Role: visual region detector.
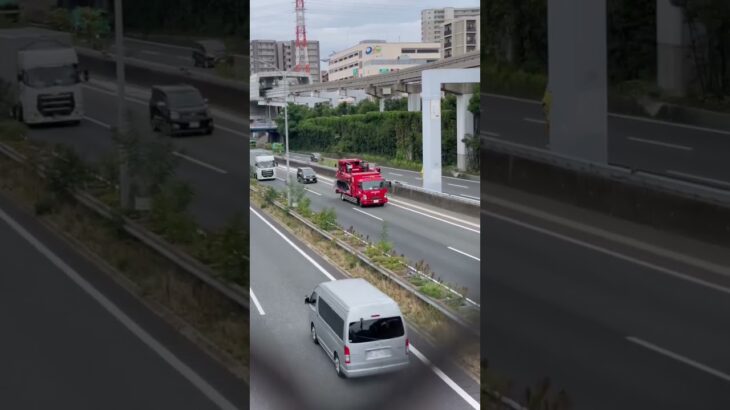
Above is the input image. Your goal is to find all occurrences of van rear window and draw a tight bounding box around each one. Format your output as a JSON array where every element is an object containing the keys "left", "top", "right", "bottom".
[{"left": 349, "top": 317, "right": 404, "bottom": 343}]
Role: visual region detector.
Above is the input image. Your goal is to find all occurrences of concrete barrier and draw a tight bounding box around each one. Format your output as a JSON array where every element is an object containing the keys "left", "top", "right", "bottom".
[
  {"left": 275, "top": 156, "right": 480, "bottom": 217},
  {"left": 482, "top": 143, "right": 730, "bottom": 247}
]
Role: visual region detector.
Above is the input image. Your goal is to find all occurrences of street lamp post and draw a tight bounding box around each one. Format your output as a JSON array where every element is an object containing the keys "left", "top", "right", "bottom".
[
  {"left": 252, "top": 58, "right": 292, "bottom": 207},
  {"left": 114, "top": 0, "right": 130, "bottom": 209}
]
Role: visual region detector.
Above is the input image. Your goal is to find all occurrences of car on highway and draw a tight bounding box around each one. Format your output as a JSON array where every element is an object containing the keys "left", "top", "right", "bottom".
[
  {"left": 296, "top": 167, "right": 317, "bottom": 184},
  {"left": 192, "top": 39, "right": 227, "bottom": 68},
  {"left": 149, "top": 85, "right": 214, "bottom": 136},
  {"left": 310, "top": 152, "right": 321, "bottom": 162},
  {"left": 305, "top": 278, "right": 409, "bottom": 378}
]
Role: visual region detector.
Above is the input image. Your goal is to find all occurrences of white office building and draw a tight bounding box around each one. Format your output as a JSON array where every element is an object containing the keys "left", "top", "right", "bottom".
[
  {"left": 327, "top": 40, "right": 440, "bottom": 82},
  {"left": 421, "top": 6, "right": 480, "bottom": 43}
]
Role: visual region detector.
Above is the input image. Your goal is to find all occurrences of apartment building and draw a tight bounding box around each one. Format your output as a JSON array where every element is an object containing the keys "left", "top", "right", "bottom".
[
  {"left": 421, "top": 6, "right": 480, "bottom": 43},
  {"left": 250, "top": 39, "right": 321, "bottom": 83},
  {"left": 442, "top": 16, "right": 480, "bottom": 58}
]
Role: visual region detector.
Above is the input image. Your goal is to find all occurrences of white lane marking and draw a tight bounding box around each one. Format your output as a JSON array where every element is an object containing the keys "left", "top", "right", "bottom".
[
  {"left": 524, "top": 117, "right": 547, "bottom": 124},
  {"left": 250, "top": 289, "right": 265, "bottom": 315},
  {"left": 482, "top": 209, "right": 730, "bottom": 296},
  {"left": 304, "top": 188, "right": 322, "bottom": 196},
  {"left": 83, "top": 115, "right": 112, "bottom": 129},
  {"left": 388, "top": 198, "right": 480, "bottom": 228},
  {"left": 483, "top": 93, "right": 541, "bottom": 105},
  {"left": 627, "top": 136, "right": 693, "bottom": 151},
  {"left": 486, "top": 92, "right": 730, "bottom": 135},
  {"left": 389, "top": 172, "right": 404, "bottom": 177},
  {"left": 612, "top": 113, "right": 730, "bottom": 136},
  {"left": 460, "top": 194, "right": 481, "bottom": 200},
  {"left": 173, "top": 152, "right": 227, "bottom": 174},
  {"left": 666, "top": 170, "right": 730, "bottom": 189},
  {"left": 352, "top": 208, "right": 383, "bottom": 221},
  {"left": 0, "top": 207, "right": 239, "bottom": 410},
  {"left": 447, "top": 183, "right": 469, "bottom": 189},
  {"left": 627, "top": 337, "right": 730, "bottom": 383},
  {"left": 483, "top": 194, "right": 730, "bottom": 279},
  {"left": 251, "top": 206, "right": 479, "bottom": 408},
  {"left": 388, "top": 198, "right": 480, "bottom": 233},
  {"left": 448, "top": 246, "right": 480, "bottom": 261},
  {"left": 216, "top": 124, "right": 247, "bottom": 138},
  {"left": 124, "top": 37, "right": 194, "bottom": 52},
  {"left": 250, "top": 207, "right": 335, "bottom": 281},
  {"left": 483, "top": 131, "right": 501, "bottom": 137},
  {"left": 410, "top": 347, "right": 480, "bottom": 409}
]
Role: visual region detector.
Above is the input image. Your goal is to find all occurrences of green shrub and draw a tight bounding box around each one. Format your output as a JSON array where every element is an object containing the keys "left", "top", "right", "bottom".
[
  {"left": 419, "top": 281, "right": 446, "bottom": 299},
  {"left": 313, "top": 207, "right": 337, "bottom": 231}
]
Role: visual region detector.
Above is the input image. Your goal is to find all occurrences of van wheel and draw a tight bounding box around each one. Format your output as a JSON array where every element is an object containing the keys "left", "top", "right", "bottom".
[
  {"left": 334, "top": 354, "right": 345, "bottom": 378},
  {"left": 311, "top": 324, "right": 319, "bottom": 345}
]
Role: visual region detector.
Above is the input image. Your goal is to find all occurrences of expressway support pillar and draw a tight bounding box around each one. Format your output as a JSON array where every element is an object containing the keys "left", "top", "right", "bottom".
[
  {"left": 407, "top": 93, "right": 421, "bottom": 112},
  {"left": 547, "top": 0, "right": 608, "bottom": 163},
  {"left": 421, "top": 69, "right": 479, "bottom": 192},
  {"left": 379, "top": 98, "right": 385, "bottom": 112},
  {"left": 456, "top": 93, "right": 474, "bottom": 172},
  {"left": 657, "top": 0, "right": 689, "bottom": 97}
]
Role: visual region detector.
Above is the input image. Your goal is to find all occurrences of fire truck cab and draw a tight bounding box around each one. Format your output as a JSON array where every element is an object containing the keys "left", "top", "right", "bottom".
[{"left": 335, "top": 159, "right": 388, "bottom": 207}]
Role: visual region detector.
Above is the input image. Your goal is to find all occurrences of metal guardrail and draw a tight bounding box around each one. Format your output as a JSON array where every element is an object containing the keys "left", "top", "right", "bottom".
[
  {"left": 0, "top": 141, "right": 250, "bottom": 311},
  {"left": 250, "top": 184, "right": 479, "bottom": 338},
  {"left": 482, "top": 134, "right": 730, "bottom": 207}
]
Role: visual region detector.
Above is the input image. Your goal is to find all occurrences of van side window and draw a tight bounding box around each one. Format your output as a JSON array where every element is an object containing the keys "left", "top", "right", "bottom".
[{"left": 318, "top": 299, "right": 344, "bottom": 340}]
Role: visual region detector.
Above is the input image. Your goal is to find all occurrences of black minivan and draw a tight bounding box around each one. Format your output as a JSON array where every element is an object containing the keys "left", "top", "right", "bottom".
[
  {"left": 149, "top": 85, "right": 214, "bottom": 136},
  {"left": 192, "top": 40, "right": 227, "bottom": 68}
]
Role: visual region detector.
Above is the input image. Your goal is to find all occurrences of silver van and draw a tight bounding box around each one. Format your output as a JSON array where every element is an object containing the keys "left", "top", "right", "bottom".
[{"left": 304, "top": 278, "right": 409, "bottom": 378}]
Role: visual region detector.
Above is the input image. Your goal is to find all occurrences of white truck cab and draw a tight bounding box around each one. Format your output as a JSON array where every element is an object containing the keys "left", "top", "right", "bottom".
[
  {"left": 0, "top": 28, "right": 85, "bottom": 125},
  {"left": 253, "top": 154, "right": 277, "bottom": 181}
]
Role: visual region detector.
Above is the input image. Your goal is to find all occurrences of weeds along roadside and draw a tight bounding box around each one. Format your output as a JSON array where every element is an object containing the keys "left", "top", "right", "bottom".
[{"left": 0, "top": 121, "right": 249, "bottom": 380}]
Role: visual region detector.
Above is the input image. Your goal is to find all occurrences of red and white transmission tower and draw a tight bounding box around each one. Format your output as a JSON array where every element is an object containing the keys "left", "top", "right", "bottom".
[{"left": 294, "top": 0, "right": 310, "bottom": 74}]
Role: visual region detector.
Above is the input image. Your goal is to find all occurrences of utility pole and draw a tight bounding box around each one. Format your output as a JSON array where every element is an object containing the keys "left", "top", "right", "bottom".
[
  {"left": 114, "top": 0, "right": 130, "bottom": 209},
  {"left": 284, "top": 71, "right": 291, "bottom": 207}
]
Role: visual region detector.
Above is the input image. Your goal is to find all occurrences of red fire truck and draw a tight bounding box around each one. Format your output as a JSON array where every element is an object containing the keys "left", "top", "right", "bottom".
[{"left": 335, "top": 158, "right": 388, "bottom": 207}]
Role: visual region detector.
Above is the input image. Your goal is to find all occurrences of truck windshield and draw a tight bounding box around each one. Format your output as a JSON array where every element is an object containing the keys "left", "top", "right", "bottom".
[
  {"left": 349, "top": 317, "right": 404, "bottom": 343},
  {"left": 256, "top": 161, "right": 275, "bottom": 168},
  {"left": 360, "top": 180, "right": 384, "bottom": 190},
  {"left": 23, "top": 66, "right": 78, "bottom": 88}
]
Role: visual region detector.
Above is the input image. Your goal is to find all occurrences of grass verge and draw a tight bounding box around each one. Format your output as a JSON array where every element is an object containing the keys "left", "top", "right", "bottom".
[
  {"left": 250, "top": 181, "right": 479, "bottom": 380},
  {"left": 0, "top": 130, "right": 249, "bottom": 381}
]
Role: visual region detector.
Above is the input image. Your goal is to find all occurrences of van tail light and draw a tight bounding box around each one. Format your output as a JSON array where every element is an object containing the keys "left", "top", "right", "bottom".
[
  {"left": 406, "top": 338, "right": 410, "bottom": 353},
  {"left": 344, "top": 345, "right": 351, "bottom": 364}
]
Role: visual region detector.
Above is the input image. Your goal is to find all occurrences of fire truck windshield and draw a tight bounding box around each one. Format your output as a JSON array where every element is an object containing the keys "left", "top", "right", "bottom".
[{"left": 360, "top": 180, "right": 384, "bottom": 190}]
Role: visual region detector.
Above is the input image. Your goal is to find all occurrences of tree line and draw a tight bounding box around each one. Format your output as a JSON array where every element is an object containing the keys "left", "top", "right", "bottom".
[{"left": 482, "top": 0, "right": 729, "bottom": 100}]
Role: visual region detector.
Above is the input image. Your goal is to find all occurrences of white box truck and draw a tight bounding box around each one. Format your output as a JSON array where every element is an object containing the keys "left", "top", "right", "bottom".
[
  {"left": 252, "top": 154, "right": 277, "bottom": 181},
  {"left": 0, "top": 27, "right": 85, "bottom": 125}
]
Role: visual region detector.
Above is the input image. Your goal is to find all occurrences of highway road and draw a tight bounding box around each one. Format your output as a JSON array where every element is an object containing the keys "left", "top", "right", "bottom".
[
  {"left": 249, "top": 206, "right": 480, "bottom": 410},
  {"left": 288, "top": 152, "right": 481, "bottom": 200},
  {"left": 0, "top": 194, "right": 248, "bottom": 409},
  {"left": 252, "top": 149, "right": 481, "bottom": 303},
  {"left": 482, "top": 93, "right": 730, "bottom": 190},
  {"left": 482, "top": 184, "right": 730, "bottom": 409},
  {"left": 108, "top": 37, "right": 207, "bottom": 76}
]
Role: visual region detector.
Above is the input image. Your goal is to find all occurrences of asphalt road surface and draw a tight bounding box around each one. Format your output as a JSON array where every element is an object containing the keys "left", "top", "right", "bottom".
[
  {"left": 288, "top": 152, "right": 481, "bottom": 200},
  {"left": 252, "top": 149, "right": 481, "bottom": 303},
  {"left": 482, "top": 185, "right": 730, "bottom": 409},
  {"left": 482, "top": 93, "right": 730, "bottom": 190},
  {"left": 108, "top": 37, "right": 209, "bottom": 76},
  {"left": 249, "top": 206, "right": 480, "bottom": 410},
  {"left": 0, "top": 195, "right": 248, "bottom": 410}
]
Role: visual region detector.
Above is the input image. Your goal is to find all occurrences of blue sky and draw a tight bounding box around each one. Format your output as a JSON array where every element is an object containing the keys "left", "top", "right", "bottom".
[{"left": 251, "top": 0, "right": 479, "bottom": 69}]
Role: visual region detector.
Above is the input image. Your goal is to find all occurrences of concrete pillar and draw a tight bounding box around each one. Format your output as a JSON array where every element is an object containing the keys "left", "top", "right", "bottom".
[
  {"left": 407, "top": 93, "right": 421, "bottom": 112},
  {"left": 657, "top": 0, "right": 688, "bottom": 97},
  {"left": 456, "top": 93, "right": 474, "bottom": 171},
  {"left": 548, "top": 0, "right": 608, "bottom": 163},
  {"left": 379, "top": 98, "right": 385, "bottom": 112},
  {"left": 421, "top": 91, "right": 442, "bottom": 192}
]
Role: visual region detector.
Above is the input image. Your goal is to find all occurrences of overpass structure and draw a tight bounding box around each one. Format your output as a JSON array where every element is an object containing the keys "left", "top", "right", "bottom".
[{"left": 262, "top": 51, "right": 481, "bottom": 189}]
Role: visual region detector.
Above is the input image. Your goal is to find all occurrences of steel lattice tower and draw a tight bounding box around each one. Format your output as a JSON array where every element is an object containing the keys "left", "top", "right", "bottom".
[{"left": 294, "top": 0, "right": 310, "bottom": 74}]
